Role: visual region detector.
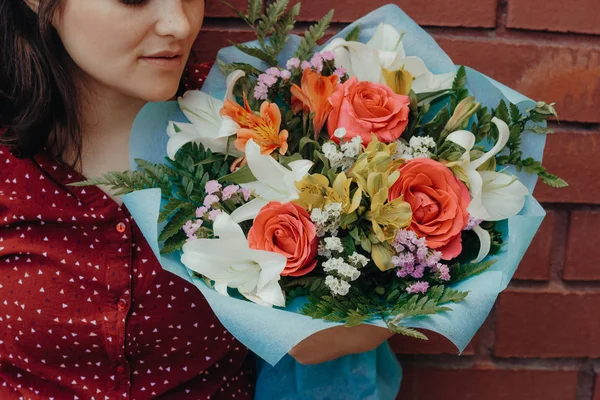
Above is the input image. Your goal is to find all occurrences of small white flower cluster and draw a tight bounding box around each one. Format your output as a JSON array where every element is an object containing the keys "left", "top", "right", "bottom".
[
  {"left": 325, "top": 276, "right": 351, "bottom": 296},
  {"left": 311, "top": 203, "right": 343, "bottom": 237},
  {"left": 393, "top": 136, "right": 436, "bottom": 160},
  {"left": 318, "top": 236, "right": 345, "bottom": 257},
  {"left": 320, "top": 242, "right": 369, "bottom": 297},
  {"left": 322, "top": 129, "right": 363, "bottom": 171},
  {"left": 323, "top": 257, "right": 361, "bottom": 281}
]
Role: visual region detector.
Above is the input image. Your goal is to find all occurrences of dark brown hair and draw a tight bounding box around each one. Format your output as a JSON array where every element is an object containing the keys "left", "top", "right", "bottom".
[{"left": 0, "top": 0, "right": 82, "bottom": 168}]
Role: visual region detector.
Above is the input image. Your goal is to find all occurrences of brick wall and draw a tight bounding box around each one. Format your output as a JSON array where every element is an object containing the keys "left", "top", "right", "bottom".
[{"left": 195, "top": 1, "right": 600, "bottom": 399}]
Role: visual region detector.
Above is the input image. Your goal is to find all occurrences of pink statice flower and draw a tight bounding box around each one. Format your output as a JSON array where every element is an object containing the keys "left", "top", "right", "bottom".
[
  {"left": 240, "top": 188, "right": 252, "bottom": 201},
  {"left": 208, "top": 209, "right": 223, "bottom": 221},
  {"left": 301, "top": 60, "right": 312, "bottom": 70},
  {"left": 392, "top": 228, "right": 450, "bottom": 281},
  {"left": 286, "top": 57, "right": 301, "bottom": 69},
  {"left": 195, "top": 206, "right": 208, "bottom": 218},
  {"left": 310, "top": 53, "right": 324, "bottom": 72},
  {"left": 254, "top": 83, "right": 269, "bottom": 100},
  {"left": 333, "top": 67, "right": 347, "bottom": 79},
  {"left": 222, "top": 184, "right": 240, "bottom": 200},
  {"left": 182, "top": 219, "right": 203, "bottom": 239},
  {"left": 321, "top": 51, "right": 335, "bottom": 61},
  {"left": 205, "top": 180, "right": 222, "bottom": 195},
  {"left": 203, "top": 194, "right": 220, "bottom": 208},
  {"left": 464, "top": 215, "right": 483, "bottom": 231},
  {"left": 406, "top": 281, "right": 430, "bottom": 294},
  {"left": 280, "top": 70, "right": 292, "bottom": 80},
  {"left": 265, "top": 67, "right": 281, "bottom": 77},
  {"left": 258, "top": 73, "right": 278, "bottom": 87}
]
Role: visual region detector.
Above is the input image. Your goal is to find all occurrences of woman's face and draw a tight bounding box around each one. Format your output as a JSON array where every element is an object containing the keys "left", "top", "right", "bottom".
[{"left": 52, "top": 0, "right": 205, "bottom": 102}]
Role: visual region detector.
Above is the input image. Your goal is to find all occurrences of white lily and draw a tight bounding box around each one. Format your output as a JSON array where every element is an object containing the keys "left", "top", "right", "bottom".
[
  {"left": 447, "top": 117, "right": 529, "bottom": 262},
  {"left": 323, "top": 23, "right": 455, "bottom": 94},
  {"left": 166, "top": 70, "right": 246, "bottom": 160},
  {"left": 181, "top": 212, "right": 287, "bottom": 307},
  {"left": 230, "top": 139, "right": 313, "bottom": 223}
]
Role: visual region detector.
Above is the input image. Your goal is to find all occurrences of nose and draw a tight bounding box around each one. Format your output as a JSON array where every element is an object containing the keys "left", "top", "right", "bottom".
[{"left": 155, "top": 0, "right": 192, "bottom": 39}]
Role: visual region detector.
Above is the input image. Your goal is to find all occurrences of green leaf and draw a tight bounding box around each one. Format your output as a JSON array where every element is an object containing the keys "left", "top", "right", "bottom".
[
  {"left": 417, "top": 89, "right": 452, "bottom": 104},
  {"left": 388, "top": 325, "right": 428, "bottom": 340},
  {"left": 257, "top": 0, "right": 289, "bottom": 42},
  {"left": 247, "top": 0, "right": 263, "bottom": 24},
  {"left": 293, "top": 9, "right": 334, "bottom": 61},
  {"left": 340, "top": 235, "right": 357, "bottom": 256},
  {"left": 158, "top": 205, "right": 196, "bottom": 243},
  {"left": 494, "top": 100, "right": 510, "bottom": 125},
  {"left": 219, "top": 165, "right": 257, "bottom": 184},
  {"left": 231, "top": 42, "right": 278, "bottom": 66},
  {"left": 509, "top": 102, "right": 522, "bottom": 124},
  {"left": 299, "top": 136, "right": 321, "bottom": 152},
  {"left": 452, "top": 66, "right": 467, "bottom": 91},
  {"left": 527, "top": 125, "right": 555, "bottom": 135},
  {"left": 439, "top": 288, "right": 469, "bottom": 304},
  {"left": 160, "top": 230, "right": 188, "bottom": 255},
  {"left": 540, "top": 171, "right": 569, "bottom": 188},
  {"left": 450, "top": 259, "right": 497, "bottom": 283},
  {"left": 217, "top": 59, "right": 263, "bottom": 77},
  {"left": 158, "top": 198, "right": 188, "bottom": 223},
  {"left": 344, "top": 25, "right": 361, "bottom": 42},
  {"left": 269, "top": 2, "right": 300, "bottom": 56}
]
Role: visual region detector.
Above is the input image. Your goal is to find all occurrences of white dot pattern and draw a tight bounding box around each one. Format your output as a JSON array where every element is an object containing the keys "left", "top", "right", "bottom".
[{"left": 0, "top": 144, "right": 253, "bottom": 399}]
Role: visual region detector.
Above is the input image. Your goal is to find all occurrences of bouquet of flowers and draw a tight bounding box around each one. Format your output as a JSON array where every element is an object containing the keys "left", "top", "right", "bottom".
[{"left": 73, "top": 1, "right": 565, "bottom": 396}]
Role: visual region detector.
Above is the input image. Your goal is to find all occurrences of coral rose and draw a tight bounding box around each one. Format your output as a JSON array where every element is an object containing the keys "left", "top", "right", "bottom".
[
  {"left": 248, "top": 202, "right": 318, "bottom": 277},
  {"left": 327, "top": 76, "right": 410, "bottom": 144},
  {"left": 388, "top": 158, "right": 470, "bottom": 260}
]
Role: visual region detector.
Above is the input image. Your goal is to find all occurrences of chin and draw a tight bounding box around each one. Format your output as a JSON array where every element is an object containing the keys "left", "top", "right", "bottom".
[{"left": 139, "top": 83, "right": 180, "bottom": 102}]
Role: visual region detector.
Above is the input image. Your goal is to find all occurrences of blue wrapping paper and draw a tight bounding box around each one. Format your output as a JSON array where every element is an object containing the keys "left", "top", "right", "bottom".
[{"left": 123, "top": 4, "right": 547, "bottom": 399}]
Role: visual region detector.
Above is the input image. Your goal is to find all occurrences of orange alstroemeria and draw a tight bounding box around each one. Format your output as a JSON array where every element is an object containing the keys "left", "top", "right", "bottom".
[
  {"left": 291, "top": 69, "right": 338, "bottom": 139},
  {"left": 221, "top": 95, "right": 289, "bottom": 156}
]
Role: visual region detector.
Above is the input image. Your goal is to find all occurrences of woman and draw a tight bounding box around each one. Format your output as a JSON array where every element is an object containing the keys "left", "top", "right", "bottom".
[{"left": 0, "top": 1, "right": 393, "bottom": 398}]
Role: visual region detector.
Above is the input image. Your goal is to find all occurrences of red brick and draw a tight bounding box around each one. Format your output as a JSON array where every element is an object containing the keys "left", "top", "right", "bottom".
[
  {"left": 434, "top": 36, "right": 600, "bottom": 123},
  {"left": 564, "top": 211, "right": 600, "bottom": 280},
  {"left": 398, "top": 366, "right": 579, "bottom": 400},
  {"left": 534, "top": 130, "right": 600, "bottom": 204},
  {"left": 507, "top": 0, "right": 600, "bottom": 35},
  {"left": 293, "top": 0, "right": 497, "bottom": 28},
  {"left": 514, "top": 210, "right": 557, "bottom": 281},
  {"left": 495, "top": 290, "right": 600, "bottom": 358},
  {"left": 389, "top": 329, "right": 475, "bottom": 355},
  {"left": 594, "top": 374, "right": 600, "bottom": 400},
  {"left": 205, "top": 0, "right": 252, "bottom": 18},
  {"left": 192, "top": 27, "right": 256, "bottom": 63}
]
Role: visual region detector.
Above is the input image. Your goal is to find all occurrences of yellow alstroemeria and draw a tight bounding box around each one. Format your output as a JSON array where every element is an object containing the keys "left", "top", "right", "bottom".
[
  {"left": 382, "top": 67, "right": 414, "bottom": 95},
  {"left": 371, "top": 242, "right": 396, "bottom": 272},
  {"left": 350, "top": 135, "right": 404, "bottom": 192},
  {"left": 294, "top": 173, "right": 330, "bottom": 211},
  {"left": 364, "top": 172, "right": 412, "bottom": 243},
  {"left": 325, "top": 172, "right": 363, "bottom": 215}
]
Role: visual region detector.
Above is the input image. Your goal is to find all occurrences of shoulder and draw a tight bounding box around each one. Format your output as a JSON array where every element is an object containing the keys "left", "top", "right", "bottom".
[{"left": 0, "top": 144, "right": 55, "bottom": 220}]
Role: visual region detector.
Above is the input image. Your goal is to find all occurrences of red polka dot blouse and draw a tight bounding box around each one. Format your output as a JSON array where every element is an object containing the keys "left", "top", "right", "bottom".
[{"left": 0, "top": 62, "right": 254, "bottom": 399}]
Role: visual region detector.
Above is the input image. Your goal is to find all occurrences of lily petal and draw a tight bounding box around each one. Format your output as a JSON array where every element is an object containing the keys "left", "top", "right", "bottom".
[
  {"left": 446, "top": 129, "right": 476, "bottom": 163},
  {"left": 229, "top": 198, "right": 268, "bottom": 223},
  {"left": 466, "top": 168, "right": 492, "bottom": 221},
  {"left": 366, "top": 23, "right": 406, "bottom": 57},
  {"left": 470, "top": 117, "right": 510, "bottom": 170},
  {"left": 224, "top": 70, "right": 246, "bottom": 102},
  {"left": 479, "top": 171, "right": 529, "bottom": 221},
  {"left": 245, "top": 140, "right": 295, "bottom": 191},
  {"left": 472, "top": 225, "right": 491, "bottom": 263},
  {"left": 178, "top": 90, "right": 223, "bottom": 133}
]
